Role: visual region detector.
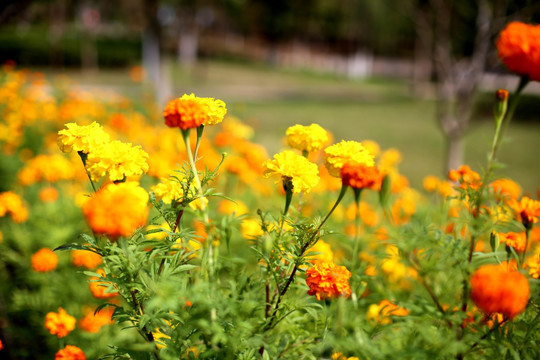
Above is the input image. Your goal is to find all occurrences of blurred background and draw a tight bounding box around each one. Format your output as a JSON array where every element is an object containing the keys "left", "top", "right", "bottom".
[{"left": 1, "top": 0, "right": 539, "bottom": 193}]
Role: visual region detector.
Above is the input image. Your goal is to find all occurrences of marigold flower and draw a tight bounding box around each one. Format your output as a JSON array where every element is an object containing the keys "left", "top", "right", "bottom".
[
  {"left": 366, "top": 299, "right": 409, "bottom": 324},
  {"left": 79, "top": 306, "right": 114, "bottom": 333},
  {"left": 499, "top": 231, "right": 527, "bottom": 252},
  {"left": 71, "top": 248, "right": 102, "bottom": 269},
  {"left": 31, "top": 248, "right": 58, "bottom": 272},
  {"left": 448, "top": 165, "right": 482, "bottom": 190},
  {"left": 526, "top": 254, "right": 540, "bottom": 279},
  {"left": 470, "top": 264, "right": 529, "bottom": 319},
  {"left": 340, "top": 162, "right": 380, "bottom": 190},
  {"left": 490, "top": 178, "right": 521, "bottom": 200},
  {"left": 324, "top": 140, "right": 374, "bottom": 177},
  {"left": 285, "top": 123, "right": 329, "bottom": 153},
  {"left": 509, "top": 196, "right": 540, "bottom": 228},
  {"left": 85, "top": 140, "right": 149, "bottom": 182},
  {"left": 89, "top": 269, "right": 118, "bottom": 299},
  {"left": 0, "top": 191, "right": 28, "bottom": 223},
  {"left": 497, "top": 22, "right": 540, "bottom": 82},
  {"left": 39, "top": 186, "right": 59, "bottom": 203},
  {"left": 306, "top": 239, "right": 334, "bottom": 263},
  {"left": 45, "top": 307, "right": 76, "bottom": 338},
  {"left": 305, "top": 260, "right": 352, "bottom": 300},
  {"left": 163, "top": 93, "right": 227, "bottom": 129},
  {"left": 57, "top": 122, "right": 110, "bottom": 154},
  {"left": 151, "top": 177, "right": 186, "bottom": 204},
  {"left": 55, "top": 345, "right": 86, "bottom": 360},
  {"left": 83, "top": 182, "right": 149, "bottom": 239},
  {"left": 423, "top": 175, "right": 439, "bottom": 192},
  {"left": 264, "top": 151, "right": 319, "bottom": 194}
]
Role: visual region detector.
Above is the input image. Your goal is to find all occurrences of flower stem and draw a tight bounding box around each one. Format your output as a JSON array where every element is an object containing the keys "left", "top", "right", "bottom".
[
  {"left": 181, "top": 129, "right": 207, "bottom": 218},
  {"left": 78, "top": 151, "right": 97, "bottom": 192}
]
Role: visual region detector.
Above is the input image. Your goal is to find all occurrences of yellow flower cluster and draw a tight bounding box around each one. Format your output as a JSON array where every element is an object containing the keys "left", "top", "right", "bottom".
[
  {"left": 86, "top": 140, "right": 149, "bottom": 182},
  {"left": 305, "top": 260, "right": 352, "bottom": 300},
  {"left": 324, "top": 140, "right": 374, "bottom": 177},
  {"left": 151, "top": 177, "right": 186, "bottom": 204},
  {"left": 57, "top": 122, "right": 110, "bottom": 154},
  {"left": 17, "top": 154, "right": 76, "bottom": 185},
  {"left": 0, "top": 191, "right": 28, "bottom": 223},
  {"left": 163, "top": 93, "right": 227, "bottom": 129},
  {"left": 263, "top": 150, "right": 320, "bottom": 194},
  {"left": 286, "top": 123, "right": 329, "bottom": 153}
]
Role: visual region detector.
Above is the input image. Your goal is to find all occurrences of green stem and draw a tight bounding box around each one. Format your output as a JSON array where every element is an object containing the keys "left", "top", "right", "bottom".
[
  {"left": 352, "top": 188, "right": 362, "bottom": 268},
  {"left": 78, "top": 151, "right": 97, "bottom": 192},
  {"left": 193, "top": 125, "right": 204, "bottom": 161},
  {"left": 181, "top": 129, "right": 207, "bottom": 218},
  {"left": 521, "top": 227, "right": 531, "bottom": 266}
]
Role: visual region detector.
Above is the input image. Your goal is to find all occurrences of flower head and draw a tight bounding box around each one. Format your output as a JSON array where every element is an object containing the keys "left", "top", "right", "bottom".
[
  {"left": 72, "top": 249, "right": 103, "bottom": 269},
  {"left": 305, "top": 260, "right": 352, "bottom": 300},
  {"left": 509, "top": 196, "right": 540, "bottom": 228},
  {"left": 45, "top": 307, "right": 76, "bottom": 338},
  {"left": 497, "top": 22, "right": 540, "bottom": 82},
  {"left": 470, "top": 264, "right": 529, "bottom": 319},
  {"left": 0, "top": 191, "right": 28, "bottom": 223},
  {"left": 83, "top": 182, "right": 149, "bottom": 239},
  {"left": 89, "top": 269, "right": 118, "bottom": 299},
  {"left": 448, "top": 165, "right": 482, "bottom": 190},
  {"left": 366, "top": 299, "right": 409, "bottom": 324},
  {"left": 31, "top": 248, "right": 58, "bottom": 272},
  {"left": 163, "top": 93, "right": 227, "bottom": 130},
  {"left": 55, "top": 345, "right": 86, "bottom": 360},
  {"left": 264, "top": 151, "right": 319, "bottom": 194},
  {"left": 85, "top": 140, "right": 149, "bottom": 182},
  {"left": 324, "top": 140, "right": 374, "bottom": 177},
  {"left": 79, "top": 306, "right": 114, "bottom": 333},
  {"left": 340, "top": 162, "right": 380, "bottom": 190},
  {"left": 285, "top": 123, "right": 329, "bottom": 153},
  {"left": 499, "top": 231, "right": 527, "bottom": 252},
  {"left": 57, "top": 122, "right": 110, "bottom": 154},
  {"left": 490, "top": 178, "right": 521, "bottom": 200}
]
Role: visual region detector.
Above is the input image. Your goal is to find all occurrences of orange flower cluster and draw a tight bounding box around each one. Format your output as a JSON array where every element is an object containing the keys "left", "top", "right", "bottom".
[
  {"left": 366, "top": 299, "right": 409, "bottom": 324},
  {"left": 509, "top": 196, "right": 540, "bottom": 228},
  {"left": 82, "top": 182, "right": 149, "bottom": 239},
  {"left": 340, "top": 162, "right": 380, "bottom": 190},
  {"left": 71, "top": 249, "right": 103, "bottom": 269},
  {"left": 490, "top": 178, "right": 521, "bottom": 200},
  {"left": 499, "top": 231, "right": 527, "bottom": 252},
  {"left": 305, "top": 260, "right": 352, "bottom": 301},
  {"left": 497, "top": 22, "right": 540, "bottom": 82},
  {"left": 45, "top": 307, "right": 76, "bottom": 338},
  {"left": 448, "top": 165, "right": 482, "bottom": 190},
  {"left": 470, "top": 264, "right": 529, "bottom": 319},
  {"left": 89, "top": 269, "right": 118, "bottom": 299},
  {"left": 163, "top": 93, "right": 226, "bottom": 130},
  {"left": 55, "top": 345, "right": 86, "bottom": 360},
  {"left": 79, "top": 306, "right": 114, "bottom": 333},
  {"left": 31, "top": 248, "right": 58, "bottom": 272},
  {"left": 0, "top": 191, "right": 28, "bottom": 223}
]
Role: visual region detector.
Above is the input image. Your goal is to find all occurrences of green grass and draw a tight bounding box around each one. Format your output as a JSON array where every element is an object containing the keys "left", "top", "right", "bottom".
[{"left": 38, "top": 59, "right": 540, "bottom": 194}]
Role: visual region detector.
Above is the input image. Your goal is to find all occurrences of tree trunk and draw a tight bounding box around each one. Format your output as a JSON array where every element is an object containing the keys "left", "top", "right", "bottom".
[{"left": 446, "top": 132, "right": 465, "bottom": 172}]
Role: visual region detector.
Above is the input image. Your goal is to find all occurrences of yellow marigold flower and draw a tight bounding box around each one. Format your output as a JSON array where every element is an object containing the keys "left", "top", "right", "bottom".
[
  {"left": 526, "top": 254, "right": 540, "bottom": 279},
  {"left": 285, "top": 123, "right": 329, "bottom": 153},
  {"left": 306, "top": 239, "right": 334, "bottom": 263},
  {"left": 18, "top": 154, "right": 75, "bottom": 185},
  {"left": 305, "top": 260, "right": 352, "bottom": 300},
  {"left": 218, "top": 199, "right": 248, "bottom": 216},
  {"left": 241, "top": 218, "right": 264, "bottom": 238},
  {"left": 57, "top": 122, "right": 110, "bottom": 154},
  {"left": 151, "top": 177, "right": 185, "bottom": 204},
  {"left": 264, "top": 150, "right": 319, "bottom": 194},
  {"left": 379, "top": 148, "right": 402, "bottom": 171},
  {"left": 89, "top": 269, "right": 118, "bottom": 299},
  {"left": 361, "top": 140, "right": 380, "bottom": 158},
  {"left": 45, "top": 307, "right": 76, "bottom": 338},
  {"left": 163, "top": 93, "right": 227, "bottom": 129},
  {"left": 55, "top": 345, "right": 86, "bottom": 360},
  {"left": 367, "top": 300, "right": 409, "bottom": 324},
  {"left": 423, "top": 175, "right": 439, "bottom": 192},
  {"left": 86, "top": 140, "right": 149, "bottom": 182},
  {"left": 71, "top": 248, "right": 103, "bottom": 269},
  {"left": 324, "top": 140, "right": 374, "bottom": 177},
  {"left": 31, "top": 248, "right": 58, "bottom": 272},
  {"left": 0, "top": 191, "right": 28, "bottom": 223},
  {"left": 79, "top": 306, "right": 114, "bottom": 333},
  {"left": 83, "top": 182, "right": 149, "bottom": 239}
]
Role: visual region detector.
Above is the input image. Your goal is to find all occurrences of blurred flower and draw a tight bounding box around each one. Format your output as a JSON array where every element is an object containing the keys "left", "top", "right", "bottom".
[
  {"left": 129, "top": 65, "right": 145, "bottom": 83},
  {"left": 89, "top": 269, "right": 118, "bottom": 299},
  {"left": 45, "top": 307, "right": 76, "bottom": 338},
  {"left": 218, "top": 199, "right": 248, "bottom": 216},
  {"left": 151, "top": 177, "right": 186, "bottom": 205},
  {"left": 79, "top": 306, "right": 114, "bottom": 333},
  {"left": 55, "top": 345, "right": 86, "bottom": 360},
  {"left": 526, "top": 254, "right": 540, "bottom": 279},
  {"left": 423, "top": 175, "right": 439, "bottom": 192},
  {"left": 497, "top": 22, "right": 540, "bottom": 82},
  {"left": 86, "top": 140, "right": 149, "bottom": 182},
  {"left": 324, "top": 140, "right": 374, "bottom": 177},
  {"left": 332, "top": 352, "right": 359, "bottom": 360},
  {"left": 57, "top": 122, "right": 110, "bottom": 154},
  {"left": 367, "top": 299, "right": 409, "bottom": 324},
  {"left": 285, "top": 123, "right": 329, "bottom": 153},
  {"left": 38, "top": 186, "right": 59, "bottom": 203},
  {"left": 306, "top": 239, "right": 334, "bottom": 263},
  {"left": 240, "top": 218, "right": 264, "bottom": 238},
  {"left": 340, "top": 162, "right": 380, "bottom": 190},
  {"left": 0, "top": 191, "right": 28, "bottom": 223},
  {"left": 305, "top": 260, "right": 352, "bottom": 300},
  {"left": 163, "top": 93, "right": 226, "bottom": 129},
  {"left": 18, "top": 154, "right": 75, "bottom": 185},
  {"left": 71, "top": 249, "right": 102, "bottom": 269},
  {"left": 448, "top": 165, "right": 482, "bottom": 190},
  {"left": 31, "top": 248, "right": 58, "bottom": 272},
  {"left": 83, "top": 182, "right": 149, "bottom": 239},
  {"left": 509, "top": 196, "right": 540, "bottom": 228},
  {"left": 490, "top": 178, "right": 521, "bottom": 200},
  {"left": 264, "top": 151, "right": 319, "bottom": 194},
  {"left": 499, "top": 231, "right": 527, "bottom": 252},
  {"left": 470, "top": 264, "right": 529, "bottom": 319}
]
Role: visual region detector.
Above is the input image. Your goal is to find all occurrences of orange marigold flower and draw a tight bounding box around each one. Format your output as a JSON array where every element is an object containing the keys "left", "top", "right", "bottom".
[
  {"left": 470, "top": 264, "right": 530, "bottom": 319},
  {"left": 163, "top": 93, "right": 227, "bottom": 130},
  {"left": 490, "top": 178, "right": 521, "bottom": 200},
  {"left": 0, "top": 191, "right": 29, "bottom": 223},
  {"left": 448, "top": 165, "right": 482, "bottom": 190},
  {"left": 499, "top": 231, "right": 527, "bottom": 252},
  {"left": 0, "top": 339, "right": 3, "bottom": 350},
  {"left": 79, "top": 306, "right": 114, "bottom": 333},
  {"left": 71, "top": 249, "right": 103, "bottom": 269},
  {"left": 89, "top": 269, "right": 118, "bottom": 299},
  {"left": 340, "top": 162, "right": 380, "bottom": 190},
  {"left": 55, "top": 345, "right": 86, "bottom": 360},
  {"left": 422, "top": 175, "right": 439, "bottom": 192},
  {"left": 39, "top": 186, "right": 59, "bottom": 203},
  {"left": 305, "top": 260, "right": 352, "bottom": 301},
  {"left": 82, "top": 182, "right": 149, "bottom": 239},
  {"left": 366, "top": 299, "right": 409, "bottom": 324},
  {"left": 509, "top": 196, "right": 540, "bottom": 228},
  {"left": 45, "top": 307, "right": 76, "bottom": 338},
  {"left": 497, "top": 22, "right": 540, "bottom": 82},
  {"left": 31, "top": 248, "right": 58, "bottom": 273}
]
